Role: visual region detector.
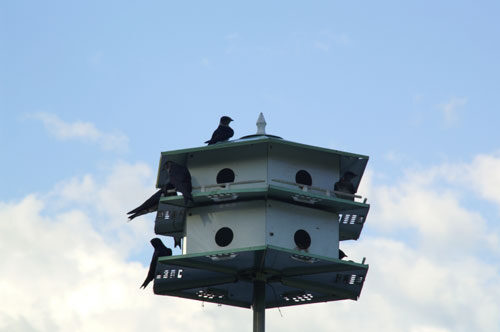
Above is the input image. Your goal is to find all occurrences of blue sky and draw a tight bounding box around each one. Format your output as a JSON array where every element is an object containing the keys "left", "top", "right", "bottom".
[{"left": 2, "top": 1, "right": 500, "bottom": 331}]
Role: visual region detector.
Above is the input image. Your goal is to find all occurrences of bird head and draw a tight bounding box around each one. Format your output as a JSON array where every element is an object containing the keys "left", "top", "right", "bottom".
[
  {"left": 220, "top": 116, "right": 233, "bottom": 125},
  {"left": 150, "top": 237, "right": 164, "bottom": 248}
]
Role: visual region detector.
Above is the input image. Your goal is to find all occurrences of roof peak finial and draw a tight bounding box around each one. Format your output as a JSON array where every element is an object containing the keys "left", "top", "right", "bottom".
[{"left": 256, "top": 113, "right": 266, "bottom": 135}]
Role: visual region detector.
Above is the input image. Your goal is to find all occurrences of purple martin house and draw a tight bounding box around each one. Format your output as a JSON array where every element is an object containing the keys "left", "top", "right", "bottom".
[{"left": 152, "top": 115, "right": 370, "bottom": 331}]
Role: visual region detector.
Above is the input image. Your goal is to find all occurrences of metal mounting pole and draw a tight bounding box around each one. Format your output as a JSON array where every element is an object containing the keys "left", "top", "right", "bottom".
[{"left": 252, "top": 280, "right": 265, "bottom": 332}]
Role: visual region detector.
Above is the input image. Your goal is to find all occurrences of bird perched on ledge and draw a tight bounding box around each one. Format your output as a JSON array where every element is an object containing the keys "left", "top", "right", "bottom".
[
  {"left": 334, "top": 171, "right": 357, "bottom": 201},
  {"left": 164, "top": 160, "right": 194, "bottom": 205},
  {"left": 140, "top": 238, "right": 172, "bottom": 289},
  {"left": 205, "top": 116, "right": 234, "bottom": 144}
]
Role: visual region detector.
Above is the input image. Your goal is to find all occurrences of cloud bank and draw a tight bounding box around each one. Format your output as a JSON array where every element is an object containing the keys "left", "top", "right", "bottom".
[{"left": 1, "top": 153, "right": 499, "bottom": 331}]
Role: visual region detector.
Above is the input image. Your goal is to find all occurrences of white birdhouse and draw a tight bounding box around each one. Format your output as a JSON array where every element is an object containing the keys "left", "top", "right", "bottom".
[
  {"left": 155, "top": 115, "right": 369, "bottom": 259},
  {"left": 153, "top": 114, "right": 370, "bottom": 311}
]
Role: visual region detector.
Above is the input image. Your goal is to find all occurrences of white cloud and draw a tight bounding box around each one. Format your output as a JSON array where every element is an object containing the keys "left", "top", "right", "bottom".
[
  {"left": 30, "top": 112, "right": 129, "bottom": 152},
  {"left": 45, "top": 161, "right": 164, "bottom": 252},
  {"left": 2, "top": 154, "right": 500, "bottom": 332},
  {"left": 439, "top": 97, "right": 467, "bottom": 126},
  {"left": 384, "top": 150, "right": 407, "bottom": 163},
  {"left": 0, "top": 165, "right": 248, "bottom": 332},
  {"left": 435, "top": 151, "right": 500, "bottom": 208}
]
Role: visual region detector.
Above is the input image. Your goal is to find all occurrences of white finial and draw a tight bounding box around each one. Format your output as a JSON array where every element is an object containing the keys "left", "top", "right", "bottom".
[{"left": 256, "top": 113, "right": 266, "bottom": 135}]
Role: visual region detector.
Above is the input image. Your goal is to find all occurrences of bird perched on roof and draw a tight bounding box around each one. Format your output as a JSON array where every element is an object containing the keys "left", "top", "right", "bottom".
[
  {"left": 334, "top": 171, "right": 357, "bottom": 201},
  {"left": 140, "top": 238, "right": 172, "bottom": 289},
  {"left": 205, "top": 116, "right": 234, "bottom": 145},
  {"left": 165, "top": 160, "right": 194, "bottom": 205},
  {"left": 127, "top": 183, "right": 176, "bottom": 221}
]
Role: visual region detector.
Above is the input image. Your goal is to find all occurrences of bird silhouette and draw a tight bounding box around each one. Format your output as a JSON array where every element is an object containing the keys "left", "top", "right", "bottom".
[
  {"left": 127, "top": 183, "right": 176, "bottom": 221},
  {"left": 334, "top": 171, "right": 357, "bottom": 200},
  {"left": 205, "top": 116, "right": 234, "bottom": 144},
  {"left": 140, "top": 238, "right": 172, "bottom": 289},
  {"left": 165, "top": 161, "right": 194, "bottom": 205}
]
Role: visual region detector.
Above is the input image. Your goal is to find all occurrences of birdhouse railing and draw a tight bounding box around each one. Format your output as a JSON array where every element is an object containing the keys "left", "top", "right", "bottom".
[
  {"left": 192, "top": 180, "right": 266, "bottom": 192},
  {"left": 270, "top": 179, "right": 365, "bottom": 202}
]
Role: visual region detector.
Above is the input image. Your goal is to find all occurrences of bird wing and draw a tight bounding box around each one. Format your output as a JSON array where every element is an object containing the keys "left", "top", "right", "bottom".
[
  {"left": 168, "top": 164, "right": 193, "bottom": 203},
  {"left": 127, "top": 190, "right": 162, "bottom": 215},
  {"left": 205, "top": 126, "right": 221, "bottom": 144},
  {"left": 169, "top": 164, "right": 191, "bottom": 185},
  {"left": 205, "top": 125, "right": 233, "bottom": 144},
  {"left": 140, "top": 252, "right": 159, "bottom": 289}
]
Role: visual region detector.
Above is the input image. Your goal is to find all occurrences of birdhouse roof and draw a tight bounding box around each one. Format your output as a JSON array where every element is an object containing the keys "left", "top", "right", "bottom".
[
  {"left": 157, "top": 136, "right": 369, "bottom": 189},
  {"left": 160, "top": 136, "right": 368, "bottom": 160}
]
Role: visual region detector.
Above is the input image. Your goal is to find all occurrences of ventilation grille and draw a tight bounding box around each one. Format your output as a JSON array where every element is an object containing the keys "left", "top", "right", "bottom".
[
  {"left": 197, "top": 288, "right": 227, "bottom": 300},
  {"left": 282, "top": 291, "right": 314, "bottom": 303},
  {"left": 338, "top": 213, "right": 365, "bottom": 225},
  {"left": 335, "top": 273, "right": 364, "bottom": 285}
]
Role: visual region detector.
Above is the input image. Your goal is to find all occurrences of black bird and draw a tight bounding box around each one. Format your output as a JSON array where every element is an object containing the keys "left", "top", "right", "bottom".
[
  {"left": 140, "top": 238, "right": 172, "bottom": 289},
  {"left": 127, "top": 183, "right": 176, "bottom": 221},
  {"left": 205, "top": 116, "right": 234, "bottom": 145},
  {"left": 339, "top": 249, "right": 347, "bottom": 260},
  {"left": 334, "top": 171, "right": 357, "bottom": 200},
  {"left": 165, "top": 161, "right": 194, "bottom": 205}
]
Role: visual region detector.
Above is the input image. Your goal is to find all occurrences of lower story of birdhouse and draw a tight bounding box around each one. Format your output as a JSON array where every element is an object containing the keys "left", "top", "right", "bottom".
[
  {"left": 160, "top": 199, "right": 341, "bottom": 259},
  {"left": 153, "top": 245, "right": 368, "bottom": 309}
]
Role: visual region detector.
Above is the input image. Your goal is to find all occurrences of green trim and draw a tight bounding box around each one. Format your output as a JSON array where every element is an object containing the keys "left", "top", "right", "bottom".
[
  {"left": 193, "top": 186, "right": 268, "bottom": 197},
  {"left": 158, "top": 187, "right": 268, "bottom": 205},
  {"left": 266, "top": 244, "right": 368, "bottom": 267},
  {"left": 158, "top": 245, "right": 368, "bottom": 271},
  {"left": 159, "top": 184, "right": 369, "bottom": 212},
  {"left": 160, "top": 136, "right": 369, "bottom": 159},
  {"left": 268, "top": 184, "right": 369, "bottom": 208},
  {"left": 159, "top": 245, "right": 267, "bottom": 261}
]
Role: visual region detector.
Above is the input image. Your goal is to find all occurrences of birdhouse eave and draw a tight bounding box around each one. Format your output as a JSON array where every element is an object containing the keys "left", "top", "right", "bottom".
[{"left": 159, "top": 136, "right": 369, "bottom": 160}]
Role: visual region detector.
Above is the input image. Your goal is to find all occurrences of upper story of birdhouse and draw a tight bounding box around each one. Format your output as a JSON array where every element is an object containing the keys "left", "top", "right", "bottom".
[
  {"left": 155, "top": 117, "right": 370, "bottom": 241},
  {"left": 157, "top": 136, "right": 368, "bottom": 198}
]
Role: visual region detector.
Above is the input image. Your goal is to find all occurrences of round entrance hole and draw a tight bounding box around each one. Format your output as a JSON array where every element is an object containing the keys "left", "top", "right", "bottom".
[
  {"left": 215, "top": 227, "right": 234, "bottom": 247},
  {"left": 216, "top": 168, "right": 235, "bottom": 184},
  {"left": 294, "top": 229, "right": 311, "bottom": 249},
  {"left": 295, "top": 170, "right": 312, "bottom": 186}
]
